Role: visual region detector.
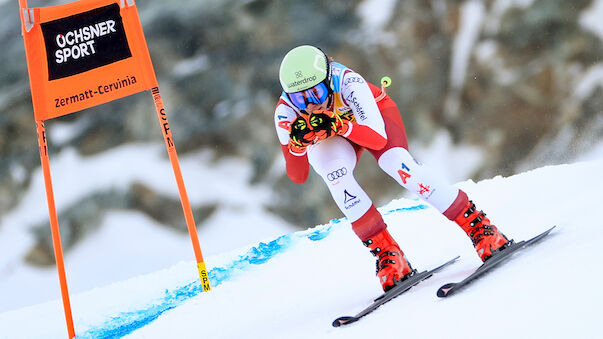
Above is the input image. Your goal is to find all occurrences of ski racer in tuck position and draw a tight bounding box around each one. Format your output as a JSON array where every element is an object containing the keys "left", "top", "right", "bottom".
[{"left": 274, "top": 45, "right": 511, "bottom": 291}]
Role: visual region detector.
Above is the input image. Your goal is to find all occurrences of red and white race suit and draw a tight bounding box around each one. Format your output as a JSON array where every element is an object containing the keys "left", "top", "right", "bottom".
[{"left": 274, "top": 62, "right": 467, "bottom": 240}]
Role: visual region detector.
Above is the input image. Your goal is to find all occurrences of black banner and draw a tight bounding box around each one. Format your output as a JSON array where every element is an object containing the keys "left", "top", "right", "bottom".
[{"left": 41, "top": 3, "right": 132, "bottom": 81}]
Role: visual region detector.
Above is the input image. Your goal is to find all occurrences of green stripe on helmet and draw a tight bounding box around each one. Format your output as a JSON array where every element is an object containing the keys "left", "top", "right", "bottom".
[{"left": 279, "top": 45, "right": 328, "bottom": 93}]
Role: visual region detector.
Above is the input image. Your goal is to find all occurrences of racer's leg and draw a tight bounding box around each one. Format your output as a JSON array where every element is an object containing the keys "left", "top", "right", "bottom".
[
  {"left": 308, "top": 136, "right": 414, "bottom": 290},
  {"left": 371, "top": 107, "right": 510, "bottom": 261},
  {"left": 307, "top": 136, "right": 383, "bottom": 239},
  {"left": 368, "top": 112, "right": 462, "bottom": 215}
]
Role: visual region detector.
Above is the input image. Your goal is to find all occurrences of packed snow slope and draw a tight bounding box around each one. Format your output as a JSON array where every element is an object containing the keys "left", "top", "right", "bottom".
[{"left": 1, "top": 159, "right": 603, "bottom": 339}]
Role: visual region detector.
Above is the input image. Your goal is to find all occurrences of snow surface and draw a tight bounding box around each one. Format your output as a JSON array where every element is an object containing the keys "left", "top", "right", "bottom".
[{"left": 1, "top": 159, "right": 602, "bottom": 339}]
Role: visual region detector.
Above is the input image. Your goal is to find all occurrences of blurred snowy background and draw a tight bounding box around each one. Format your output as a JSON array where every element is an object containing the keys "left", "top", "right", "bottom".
[{"left": 0, "top": 0, "right": 602, "bottom": 312}]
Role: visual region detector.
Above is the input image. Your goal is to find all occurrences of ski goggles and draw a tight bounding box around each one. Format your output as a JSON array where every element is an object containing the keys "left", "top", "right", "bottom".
[{"left": 287, "top": 80, "right": 330, "bottom": 110}]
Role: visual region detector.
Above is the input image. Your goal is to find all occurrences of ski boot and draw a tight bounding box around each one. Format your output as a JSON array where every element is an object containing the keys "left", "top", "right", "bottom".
[
  {"left": 455, "top": 200, "right": 511, "bottom": 261},
  {"left": 363, "top": 229, "right": 415, "bottom": 291}
]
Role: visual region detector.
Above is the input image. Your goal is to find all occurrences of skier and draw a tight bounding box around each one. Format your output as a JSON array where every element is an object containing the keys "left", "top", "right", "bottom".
[{"left": 274, "top": 45, "right": 510, "bottom": 292}]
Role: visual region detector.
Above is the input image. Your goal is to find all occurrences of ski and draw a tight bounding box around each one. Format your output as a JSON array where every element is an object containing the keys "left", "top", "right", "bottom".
[
  {"left": 332, "top": 255, "right": 459, "bottom": 327},
  {"left": 437, "top": 226, "right": 556, "bottom": 298}
]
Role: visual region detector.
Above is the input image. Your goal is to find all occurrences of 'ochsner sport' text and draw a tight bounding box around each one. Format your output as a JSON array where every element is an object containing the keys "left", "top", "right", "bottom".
[{"left": 54, "top": 19, "right": 117, "bottom": 64}]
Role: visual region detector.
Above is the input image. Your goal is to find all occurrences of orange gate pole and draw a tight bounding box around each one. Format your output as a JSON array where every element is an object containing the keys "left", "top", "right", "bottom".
[
  {"left": 36, "top": 120, "right": 76, "bottom": 339},
  {"left": 150, "top": 87, "right": 211, "bottom": 292}
]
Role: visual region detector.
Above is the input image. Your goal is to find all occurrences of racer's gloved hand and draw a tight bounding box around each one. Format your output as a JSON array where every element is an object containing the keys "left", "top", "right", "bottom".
[
  {"left": 288, "top": 115, "right": 316, "bottom": 154},
  {"left": 308, "top": 110, "right": 351, "bottom": 141}
]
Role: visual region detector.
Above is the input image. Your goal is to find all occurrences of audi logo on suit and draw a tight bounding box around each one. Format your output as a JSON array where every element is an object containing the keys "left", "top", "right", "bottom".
[{"left": 327, "top": 167, "right": 348, "bottom": 181}]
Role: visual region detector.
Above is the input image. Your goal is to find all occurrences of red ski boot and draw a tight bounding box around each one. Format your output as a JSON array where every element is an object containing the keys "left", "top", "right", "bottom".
[
  {"left": 363, "top": 229, "right": 415, "bottom": 291},
  {"left": 455, "top": 200, "right": 511, "bottom": 261}
]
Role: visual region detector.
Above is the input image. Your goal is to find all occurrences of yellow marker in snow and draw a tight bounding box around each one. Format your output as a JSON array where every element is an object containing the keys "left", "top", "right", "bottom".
[{"left": 198, "top": 262, "right": 211, "bottom": 292}]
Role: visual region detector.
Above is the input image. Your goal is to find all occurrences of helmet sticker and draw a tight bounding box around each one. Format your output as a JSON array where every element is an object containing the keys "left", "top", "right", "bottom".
[{"left": 313, "top": 54, "right": 327, "bottom": 74}]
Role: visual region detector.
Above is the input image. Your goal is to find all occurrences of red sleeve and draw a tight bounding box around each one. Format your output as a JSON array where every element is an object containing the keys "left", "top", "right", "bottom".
[
  {"left": 281, "top": 145, "right": 310, "bottom": 184},
  {"left": 344, "top": 123, "right": 387, "bottom": 150}
]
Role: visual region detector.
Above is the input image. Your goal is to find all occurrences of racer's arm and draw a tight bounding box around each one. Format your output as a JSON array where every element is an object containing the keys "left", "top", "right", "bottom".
[
  {"left": 274, "top": 100, "right": 310, "bottom": 184},
  {"left": 340, "top": 72, "right": 387, "bottom": 150}
]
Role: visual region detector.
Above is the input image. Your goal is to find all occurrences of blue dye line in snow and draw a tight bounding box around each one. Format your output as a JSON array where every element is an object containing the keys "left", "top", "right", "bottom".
[
  {"left": 78, "top": 203, "right": 427, "bottom": 338},
  {"left": 382, "top": 203, "right": 429, "bottom": 215},
  {"left": 78, "top": 225, "right": 331, "bottom": 338}
]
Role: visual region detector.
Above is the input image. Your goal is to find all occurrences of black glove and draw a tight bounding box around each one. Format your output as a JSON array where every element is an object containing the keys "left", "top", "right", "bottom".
[
  {"left": 288, "top": 116, "right": 316, "bottom": 154},
  {"left": 308, "top": 110, "right": 350, "bottom": 140}
]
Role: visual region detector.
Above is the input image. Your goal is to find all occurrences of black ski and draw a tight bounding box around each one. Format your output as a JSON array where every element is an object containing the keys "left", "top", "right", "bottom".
[
  {"left": 437, "top": 226, "right": 556, "bottom": 298},
  {"left": 332, "top": 256, "right": 459, "bottom": 327}
]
